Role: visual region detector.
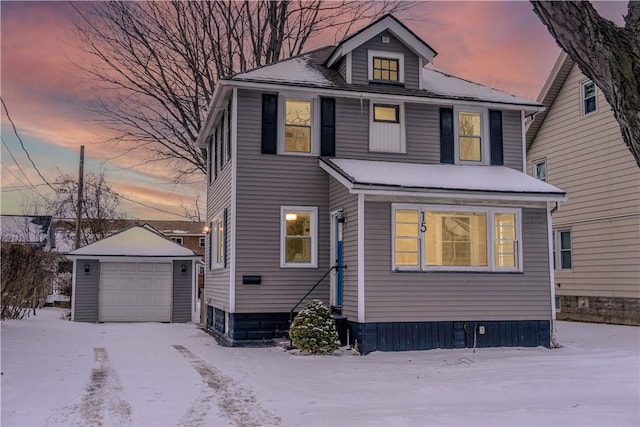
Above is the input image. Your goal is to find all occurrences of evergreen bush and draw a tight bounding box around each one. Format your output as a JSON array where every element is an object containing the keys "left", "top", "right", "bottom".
[{"left": 289, "top": 299, "right": 340, "bottom": 354}]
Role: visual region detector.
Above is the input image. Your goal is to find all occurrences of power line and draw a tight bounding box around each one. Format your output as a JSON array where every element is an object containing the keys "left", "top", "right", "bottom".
[
  {"left": 1, "top": 97, "right": 56, "bottom": 192},
  {"left": 1, "top": 137, "right": 47, "bottom": 198}
]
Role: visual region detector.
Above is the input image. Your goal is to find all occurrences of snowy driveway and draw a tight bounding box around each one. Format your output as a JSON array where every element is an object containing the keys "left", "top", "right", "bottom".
[{"left": 1, "top": 309, "right": 639, "bottom": 427}]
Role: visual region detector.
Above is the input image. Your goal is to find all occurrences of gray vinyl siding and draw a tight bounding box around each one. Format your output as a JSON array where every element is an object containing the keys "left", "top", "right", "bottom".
[
  {"left": 172, "top": 260, "right": 192, "bottom": 322},
  {"left": 328, "top": 177, "right": 359, "bottom": 319},
  {"left": 363, "top": 204, "right": 552, "bottom": 322},
  {"left": 205, "top": 120, "right": 232, "bottom": 311},
  {"left": 235, "top": 89, "right": 330, "bottom": 313},
  {"left": 528, "top": 63, "right": 640, "bottom": 300},
  {"left": 74, "top": 259, "right": 99, "bottom": 322},
  {"left": 351, "top": 30, "right": 420, "bottom": 89},
  {"left": 502, "top": 110, "right": 524, "bottom": 171},
  {"left": 335, "top": 98, "right": 522, "bottom": 169}
]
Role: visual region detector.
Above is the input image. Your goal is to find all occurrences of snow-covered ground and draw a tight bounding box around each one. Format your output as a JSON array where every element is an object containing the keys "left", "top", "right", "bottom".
[{"left": 1, "top": 309, "right": 638, "bottom": 427}]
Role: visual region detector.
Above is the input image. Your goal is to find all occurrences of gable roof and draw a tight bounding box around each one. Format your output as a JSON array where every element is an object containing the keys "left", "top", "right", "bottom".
[
  {"left": 326, "top": 14, "right": 437, "bottom": 67},
  {"left": 320, "top": 158, "right": 566, "bottom": 202},
  {"left": 526, "top": 51, "right": 574, "bottom": 150},
  {"left": 67, "top": 224, "right": 200, "bottom": 257},
  {"left": 1, "top": 215, "right": 53, "bottom": 248}
]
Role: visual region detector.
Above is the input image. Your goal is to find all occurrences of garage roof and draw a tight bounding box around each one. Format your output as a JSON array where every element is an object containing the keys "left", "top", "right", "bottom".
[{"left": 67, "top": 225, "right": 200, "bottom": 257}]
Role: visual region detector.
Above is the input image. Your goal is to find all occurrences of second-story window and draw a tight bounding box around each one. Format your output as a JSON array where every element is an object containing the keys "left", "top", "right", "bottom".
[
  {"left": 284, "top": 98, "right": 313, "bottom": 154},
  {"left": 534, "top": 160, "right": 547, "bottom": 182},
  {"left": 581, "top": 80, "right": 597, "bottom": 116},
  {"left": 458, "top": 111, "right": 482, "bottom": 162},
  {"left": 170, "top": 237, "right": 183, "bottom": 245}
]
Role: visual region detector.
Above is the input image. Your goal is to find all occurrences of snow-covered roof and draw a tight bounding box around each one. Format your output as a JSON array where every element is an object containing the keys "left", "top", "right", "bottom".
[
  {"left": 421, "top": 68, "right": 537, "bottom": 107},
  {"left": 232, "top": 56, "right": 331, "bottom": 86},
  {"left": 320, "top": 158, "right": 565, "bottom": 201},
  {"left": 1, "top": 215, "right": 52, "bottom": 248},
  {"left": 67, "top": 225, "right": 199, "bottom": 257}
]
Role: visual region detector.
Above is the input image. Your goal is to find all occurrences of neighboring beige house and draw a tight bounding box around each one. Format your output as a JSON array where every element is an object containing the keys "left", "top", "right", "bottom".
[{"left": 526, "top": 52, "right": 640, "bottom": 326}]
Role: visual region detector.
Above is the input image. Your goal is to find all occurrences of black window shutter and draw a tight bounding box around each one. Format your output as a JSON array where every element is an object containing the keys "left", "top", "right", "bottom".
[
  {"left": 213, "top": 127, "right": 219, "bottom": 179},
  {"left": 440, "top": 108, "right": 454, "bottom": 164},
  {"left": 226, "top": 99, "right": 232, "bottom": 161},
  {"left": 223, "top": 208, "right": 228, "bottom": 268},
  {"left": 489, "top": 110, "right": 504, "bottom": 165},
  {"left": 261, "top": 94, "right": 278, "bottom": 154},
  {"left": 320, "top": 97, "right": 336, "bottom": 157}
]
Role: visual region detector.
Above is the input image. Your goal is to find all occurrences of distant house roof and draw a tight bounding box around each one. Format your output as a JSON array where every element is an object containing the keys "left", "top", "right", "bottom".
[
  {"left": 320, "top": 158, "right": 566, "bottom": 202},
  {"left": 526, "top": 51, "right": 574, "bottom": 150},
  {"left": 1, "top": 215, "right": 53, "bottom": 249},
  {"left": 67, "top": 225, "right": 200, "bottom": 257}
]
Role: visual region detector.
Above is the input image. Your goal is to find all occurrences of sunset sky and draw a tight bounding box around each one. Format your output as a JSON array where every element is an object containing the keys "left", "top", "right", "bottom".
[{"left": 0, "top": 1, "right": 628, "bottom": 220}]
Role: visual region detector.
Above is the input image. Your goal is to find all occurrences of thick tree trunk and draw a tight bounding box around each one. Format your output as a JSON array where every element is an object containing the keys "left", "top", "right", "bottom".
[{"left": 531, "top": 1, "right": 640, "bottom": 167}]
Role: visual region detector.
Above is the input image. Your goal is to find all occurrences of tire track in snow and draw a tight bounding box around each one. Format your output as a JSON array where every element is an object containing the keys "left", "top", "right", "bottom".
[
  {"left": 44, "top": 347, "right": 131, "bottom": 426},
  {"left": 172, "top": 344, "right": 281, "bottom": 427}
]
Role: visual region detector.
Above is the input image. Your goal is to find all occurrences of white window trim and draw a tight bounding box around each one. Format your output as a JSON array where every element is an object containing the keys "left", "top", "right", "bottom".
[
  {"left": 368, "top": 50, "right": 405, "bottom": 83},
  {"left": 278, "top": 93, "right": 319, "bottom": 156},
  {"left": 212, "top": 212, "right": 225, "bottom": 270},
  {"left": 280, "top": 206, "right": 318, "bottom": 268},
  {"left": 391, "top": 204, "right": 522, "bottom": 273},
  {"left": 453, "top": 106, "right": 490, "bottom": 165},
  {"left": 199, "top": 237, "right": 206, "bottom": 247},
  {"left": 580, "top": 80, "right": 598, "bottom": 116},
  {"left": 369, "top": 100, "right": 406, "bottom": 153}
]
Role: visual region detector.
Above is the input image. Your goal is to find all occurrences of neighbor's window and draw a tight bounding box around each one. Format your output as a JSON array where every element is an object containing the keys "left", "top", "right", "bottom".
[
  {"left": 170, "top": 237, "right": 183, "bottom": 245},
  {"left": 284, "top": 99, "right": 312, "bottom": 153},
  {"left": 581, "top": 80, "right": 597, "bottom": 115},
  {"left": 392, "top": 205, "right": 521, "bottom": 272},
  {"left": 199, "top": 237, "right": 205, "bottom": 247},
  {"left": 457, "top": 111, "right": 483, "bottom": 162},
  {"left": 534, "top": 160, "right": 547, "bottom": 182},
  {"left": 558, "top": 230, "right": 572, "bottom": 269},
  {"left": 281, "top": 206, "right": 318, "bottom": 268}
]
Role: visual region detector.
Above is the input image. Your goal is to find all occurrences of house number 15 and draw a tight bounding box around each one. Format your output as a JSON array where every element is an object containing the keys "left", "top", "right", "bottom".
[{"left": 420, "top": 212, "right": 427, "bottom": 232}]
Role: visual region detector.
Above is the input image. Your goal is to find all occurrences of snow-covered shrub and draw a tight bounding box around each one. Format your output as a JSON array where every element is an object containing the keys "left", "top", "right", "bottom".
[{"left": 289, "top": 299, "right": 340, "bottom": 355}]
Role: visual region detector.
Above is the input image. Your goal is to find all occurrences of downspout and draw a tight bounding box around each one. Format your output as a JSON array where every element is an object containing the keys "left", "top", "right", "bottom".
[{"left": 548, "top": 201, "right": 560, "bottom": 348}]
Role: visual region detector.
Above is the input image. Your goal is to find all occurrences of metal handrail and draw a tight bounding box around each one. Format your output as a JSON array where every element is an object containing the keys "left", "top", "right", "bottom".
[{"left": 289, "top": 264, "right": 346, "bottom": 325}]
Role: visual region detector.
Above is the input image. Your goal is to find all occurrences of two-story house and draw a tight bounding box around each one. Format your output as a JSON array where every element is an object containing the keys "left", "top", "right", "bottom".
[
  {"left": 527, "top": 52, "right": 640, "bottom": 326},
  {"left": 197, "top": 15, "right": 566, "bottom": 354}
]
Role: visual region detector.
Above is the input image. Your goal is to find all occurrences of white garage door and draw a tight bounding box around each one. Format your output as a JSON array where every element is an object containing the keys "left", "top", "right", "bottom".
[{"left": 99, "top": 262, "right": 172, "bottom": 322}]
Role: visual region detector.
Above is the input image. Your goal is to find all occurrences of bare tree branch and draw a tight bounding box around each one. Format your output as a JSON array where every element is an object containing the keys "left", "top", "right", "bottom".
[
  {"left": 71, "top": 1, "right": 412, "bottom": 181},
  {"left": 531, "top": 1, "right": 640, "bottom": 167}
]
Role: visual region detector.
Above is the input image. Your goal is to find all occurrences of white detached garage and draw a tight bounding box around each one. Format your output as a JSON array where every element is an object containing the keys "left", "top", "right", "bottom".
[{"left": 68, "top": 225, "right": 202, "bottom": 323}]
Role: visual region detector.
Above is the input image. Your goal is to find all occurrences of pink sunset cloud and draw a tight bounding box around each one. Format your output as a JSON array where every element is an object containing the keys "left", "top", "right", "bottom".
[{"left": 1, "top": 1, "right": 631, "bottom": 219}]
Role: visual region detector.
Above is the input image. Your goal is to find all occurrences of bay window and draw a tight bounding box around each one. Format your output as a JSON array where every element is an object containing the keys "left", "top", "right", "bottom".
[{"left": 392, "top": 205, "right": 521, "bottom": 272}]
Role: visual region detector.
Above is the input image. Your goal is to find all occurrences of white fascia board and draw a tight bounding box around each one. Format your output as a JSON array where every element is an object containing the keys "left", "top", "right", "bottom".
[
  {"left": 327, "top": 17, "right": 437, "bottom": 67},
  {"left": 197, "top": 83, "right": 232, "bottom": 148},
  {"left": 225, "top": 80, "right": 543, "bottom": 113},
  {"left": 350, "top": 186, "right": 567, "bottom": 203},
  {"left": 537, "top": 51, "right": 570, "bottom": 103}
]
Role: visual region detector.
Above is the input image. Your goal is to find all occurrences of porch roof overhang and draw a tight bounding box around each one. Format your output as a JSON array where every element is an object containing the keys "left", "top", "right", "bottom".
[{"left": 319, "top": 158, "right": 567, "bottom": 203}]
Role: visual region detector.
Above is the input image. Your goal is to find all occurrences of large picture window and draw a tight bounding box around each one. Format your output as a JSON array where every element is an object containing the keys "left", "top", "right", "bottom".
[
  {"left": 392, "top": 205, "right": 521, "bottom": 272},
  {"left": 281, "top": 206, "right": 318, "bottom": 268}
]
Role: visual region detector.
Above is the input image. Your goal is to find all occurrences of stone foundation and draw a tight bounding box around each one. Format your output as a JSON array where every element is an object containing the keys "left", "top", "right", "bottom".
[{"left": 557, "top": 296, "right": 639, "bottom": 326}]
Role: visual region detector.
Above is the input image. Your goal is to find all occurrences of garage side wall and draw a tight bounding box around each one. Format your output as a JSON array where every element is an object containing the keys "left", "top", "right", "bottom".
[
  {"left": 74, "top": 259, "right": 99, "bottom": 322},
  {"left": 172, "top": 260, "right": 192, "bottom": 322}
]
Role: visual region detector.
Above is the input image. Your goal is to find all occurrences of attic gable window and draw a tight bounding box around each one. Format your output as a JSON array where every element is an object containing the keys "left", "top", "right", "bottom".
[{"left": 368, "top": 50, "right": 404, "bottom": 84}]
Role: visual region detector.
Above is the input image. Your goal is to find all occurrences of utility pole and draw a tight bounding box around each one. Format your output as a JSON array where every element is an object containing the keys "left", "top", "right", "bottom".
[{"left": 74, "top": 145, "right": 85, "bottom": 250}]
